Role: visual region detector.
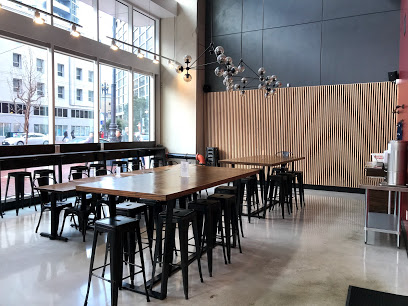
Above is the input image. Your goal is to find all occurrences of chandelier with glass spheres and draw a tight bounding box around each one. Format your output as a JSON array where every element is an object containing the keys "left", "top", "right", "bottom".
[{"left": 175, "top": 42, "right": 282, "bottom": 98}]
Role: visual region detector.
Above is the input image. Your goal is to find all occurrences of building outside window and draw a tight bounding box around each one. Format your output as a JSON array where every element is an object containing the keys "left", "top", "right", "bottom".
[
  {"left": 58, "top": 86, "right": 64, "bottom": 99},
  {"left": 133, "top": 9, "right": 155, "bottom": 59},
  {"left": 88, "top": 90, "right": 94, "bottom": 102},
  {"left": 57, "top": 63, "right": 64, "bottom": 77},
  {"left": 88, "top": 71, "right": 94, "bottom": 82},
  {"left": 13, "top": 53, "right": 21, "bottom": 68},
  {"left": 76, "top": 68, "right": 82, "bottom": 80},
  {"left": 13, "top": 78, "right": 22, "bottom": 92},
  {"left": 37, "top": 82, "right": 45, "bottom": 96},
  {"left": 76, "top": 89, "right": 83, "bottom": 101},
  {"left": 37, "top": 58, "right": 44, "bottom": 73}
]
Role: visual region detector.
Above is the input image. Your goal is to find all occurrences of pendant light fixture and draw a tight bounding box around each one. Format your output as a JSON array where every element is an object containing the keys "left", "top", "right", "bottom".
[
  {"left": 153, "top": 55, "right": 159, "bottom": 64},
  {"left": 137, "top": 48, "right": 144, "bottom": 59}
]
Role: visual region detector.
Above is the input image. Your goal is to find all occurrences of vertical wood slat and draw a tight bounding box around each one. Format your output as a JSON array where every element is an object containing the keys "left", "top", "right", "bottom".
[{"left": 203, "top": 82, "right": 397, "bottom": 188}]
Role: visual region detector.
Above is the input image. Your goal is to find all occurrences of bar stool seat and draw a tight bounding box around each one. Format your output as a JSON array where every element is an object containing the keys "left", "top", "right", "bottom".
[
  {"left": 150, "top": 156, "right": 165, "bottom": 168},
  {"left": 88, "top": 163, "right": 106, "bottom": 176}
]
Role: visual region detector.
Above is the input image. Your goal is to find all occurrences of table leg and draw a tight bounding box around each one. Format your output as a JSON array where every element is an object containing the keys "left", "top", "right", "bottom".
[
  {"left": 364, "top": 189, "right": 368, "bottom": 244},
  {"left": 388, "top": 191, "right": 392, "bottom": 214},
  {"left": 259, "top": 167, "right": 265, "bottom": 207},
  {"left": 40, "top": 191, "right": 68, "bottom": 242},
  {"left": 108, "top": 195, "right": 117, "bottom": 217},
  {"left": 159, "top": 199, "right": 176, "bottom": 299},
  {"left": 397, "top": 191, "right": 401, "bottom": 248}
]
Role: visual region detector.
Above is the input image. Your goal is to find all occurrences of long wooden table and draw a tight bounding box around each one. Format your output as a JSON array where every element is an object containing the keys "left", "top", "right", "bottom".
[
  {"left": 219, "top": 155, "right": 305, "bottom": 217},
  {"left": 76, "top": 164, "right": 259, "bottom": 301}
]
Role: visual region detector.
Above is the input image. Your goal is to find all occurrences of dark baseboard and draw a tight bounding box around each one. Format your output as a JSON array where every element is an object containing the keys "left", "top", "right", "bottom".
[{"left": 304, "top": 184, "right": 364, "bottom": 194}]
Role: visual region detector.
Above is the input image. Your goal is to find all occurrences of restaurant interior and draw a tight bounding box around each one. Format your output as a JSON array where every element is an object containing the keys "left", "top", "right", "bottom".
[{"left": 1, "top": 0, "right": 408, "bottom": 305}]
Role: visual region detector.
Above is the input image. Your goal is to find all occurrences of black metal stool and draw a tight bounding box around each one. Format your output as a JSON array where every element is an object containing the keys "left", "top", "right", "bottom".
[
  {"left": 151, "top": 208, "right": 203, "bottom": 299},
  {"left": 88, "top": 163, "right": 106, "bottom": 176},
  {"left": 266, "top": 173, "right": 290, "bottom": 218},
  {"left": 188, "top": 199, "right": 227, "bottom": 276},
  {"left": 111, "top": 160, "right": 128, "bottom": 173},
  {"left": 208, "top": 193, "right": 241, "bottom": 263},
  {"left": 4, "top": 171, "right": 35, "bottom": 216},
  {"left": 128, "top": 158, "right": 141, "bottom": 171},
  {"left": 68, "top": 165, "right": 89, "bottom": 181},
  {"left": 150, "top": 156, "right": 165, "bottom": 168},
  {"left": 84, "top": 216, "right": 150, "bottom": 306},
  {"left": 33, "top": 169, "right": 56, "bottom": 182},
  {"left": 215, "top": 185, "right": 244, "bottom": 238},
  {"left": 240, "top": 176, "right": 260, "bottom": 223}
]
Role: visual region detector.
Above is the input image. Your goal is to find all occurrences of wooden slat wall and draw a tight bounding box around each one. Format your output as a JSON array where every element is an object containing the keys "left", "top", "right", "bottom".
[{"left": 204, "top": 82, "right": 397, "bottom": 188}]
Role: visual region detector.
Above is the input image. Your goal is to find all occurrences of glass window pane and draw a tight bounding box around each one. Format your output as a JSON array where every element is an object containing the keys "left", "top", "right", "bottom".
[
  {"left": 133, "top": 10, "right": 155, "bottom": 59},
  {"left": 53, "top": 0, "right": 96, "bottom": 40},
  {"left": 133, "top": 72, "right": 150, "bottom": 141},
  {"left": 99, "top": 0, "right": 129, "bottom": 51},
  {"left": 100, "top": 64, "right": 129, "bottom": 142},
  {"left": 55, "top": 52, "right": 95, "bottom": 144},
  {"left": 0, "top": 37, "right": 49, "bottom": 145}
]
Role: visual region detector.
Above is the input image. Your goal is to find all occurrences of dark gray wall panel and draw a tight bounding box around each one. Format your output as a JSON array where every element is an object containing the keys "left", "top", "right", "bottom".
[
  {"left": 323, "top": 0, "right": 400, "bottom": 20},
  {"left": 212, "top": 0, "right": 242, "bottom": 36},
  {"left": 264, "top": 0, "right": 322, "bottom": 29},
  {"left": 242, "top": 30, "right": 263, "bottom": 75},
  {"left": 205, "top": 33, "right": 241, "bottom": 92},
  {"left": 263, "top": 23, "right": 322, "bottom": 87},
  {"left": 321, "top": 11, "right": 400, "bottom": 85},
  {"left": 243, "top": 0, "right": 263, "bottom": 32}
]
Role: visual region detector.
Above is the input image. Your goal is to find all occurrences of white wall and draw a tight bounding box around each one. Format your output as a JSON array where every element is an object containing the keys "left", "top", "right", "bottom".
[{"left": 160, "top": 0, "right": 198, "bottom": 154}]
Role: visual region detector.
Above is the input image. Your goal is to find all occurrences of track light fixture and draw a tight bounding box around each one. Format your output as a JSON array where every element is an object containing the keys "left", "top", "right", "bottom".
[
  {"left": 33, "top": 10, "right": 45, "bottom": 24},
  {"left": 137, "top": 48, "right": 144, "bottom": 59},
  {"left": 70, "top": 24, "right": 80, "bottom": 37},
  {"left": 153, "top": 55, "right": 159, "bottom": 64},
  {"left": 110, "top": 39, "right": 119, "bottom": 51}
]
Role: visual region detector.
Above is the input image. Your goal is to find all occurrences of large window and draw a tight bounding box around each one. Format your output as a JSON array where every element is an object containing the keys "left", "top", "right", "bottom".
[
  {"left": 133, "top": 72, "right": 151, "bottom": 141},
  {"left": 0, "top": 37, "right": 49, "bottom": 145},
  {"left": 133, "top": 10, "right": 155, "bottom": 59},
  {"left": 3, "top": 0, "right": 50, "bottom": 24},
  {"left": 99, "top": 0, "right": 130, "bottom": 51},
  {"left": 100, "top": 64, "right": 129, "bottom": 142},
  {"left": 55, "top": 53, "right": 95, "bottom": 143}
]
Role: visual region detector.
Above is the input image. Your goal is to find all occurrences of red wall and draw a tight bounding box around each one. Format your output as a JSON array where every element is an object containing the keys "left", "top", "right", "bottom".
[{"left": 397, "top": 0, "right": 408, "bottom": 219}]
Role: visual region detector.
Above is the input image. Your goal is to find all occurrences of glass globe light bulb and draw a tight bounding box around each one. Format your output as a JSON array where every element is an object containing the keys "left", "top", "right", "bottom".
[
  {"left": 175, "top": 65, "right": 183, "bottom": 74},
  {"left": 259, "top": 76, "right": 265, "bottom": 82},
  {"left": 214, "top": 67, "right": 224, "bottom": 77},
  {"left": 271, "top": 75, "right": 277, "bottom": 81},
  {"left": 226, "top": 86, "right": 233, "bottom": 92},
  {"left": 234, "top": 84, "right": 241, "bottom": 90},
  {"left": 258, "top": 83, "right": 265, "bottom": 90},
  {"left": 217, "top": 54, "right": 226, "bottom": 64},
  {"left": 240, "top": 90, "right": 245, "bottom": 96},
  {"left": 184, "top": 73, "right": 192, "bottom": 82},
  {"left": 264, "top": 92, "right": 270, "bottom": 98},
  {"left": 225, "top": 56, "right": 233, "bottom": 65},
  {"left": 258, "top": 67, "right": 266, "bottom": 75},
  {"left": 183, "top": 55, "right": 192, "bottom": 64},
  {"left": 275, "top": 80, "right": 282, "bottom": 87},
  {"left": 237, "top": 64, "right": 245, "bottom": 73},
  {"left": 214, "top": 46, "right": 224, "bottom": 56},
  {"left": 241, "top": 77, "right": 247, "bottom": 84}
]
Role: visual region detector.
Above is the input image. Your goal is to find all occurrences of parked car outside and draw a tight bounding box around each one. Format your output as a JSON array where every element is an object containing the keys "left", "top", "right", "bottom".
[{"left": 2, "top": 133, "right": 49, "bottom": 145}]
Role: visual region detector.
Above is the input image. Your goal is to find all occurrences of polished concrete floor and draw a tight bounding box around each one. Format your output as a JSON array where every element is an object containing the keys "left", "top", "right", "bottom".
[{"left": 1, "top": 190, "right": 408, "bottom": 306}]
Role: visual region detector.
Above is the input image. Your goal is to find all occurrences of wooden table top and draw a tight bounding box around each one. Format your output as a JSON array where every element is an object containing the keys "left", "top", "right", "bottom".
[
  {"left": 35, "top": 168, "right": 173, "bottom": 193},
  {"left": 76, "top": 165, "right": 259, "bottom": 201},
  {"left": 219, "top": 155, "right": 305, "bottom": 167},
  {"left": 360, "top": 184, "right": 408, "bottom": 192}
]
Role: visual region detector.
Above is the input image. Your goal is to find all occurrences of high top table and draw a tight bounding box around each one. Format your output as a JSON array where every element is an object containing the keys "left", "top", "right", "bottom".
[
  {"left": 219, "top": 155, "right": 305, "bottom": 217},
  {"left": 76, "top": 164, "right": 259, "bottom": 301}
]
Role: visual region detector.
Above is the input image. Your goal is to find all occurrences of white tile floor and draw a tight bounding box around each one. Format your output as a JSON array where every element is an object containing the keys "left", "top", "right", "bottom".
[{"left": 1, "top": 190, "right": 408, "bottom": 306}]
